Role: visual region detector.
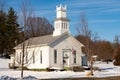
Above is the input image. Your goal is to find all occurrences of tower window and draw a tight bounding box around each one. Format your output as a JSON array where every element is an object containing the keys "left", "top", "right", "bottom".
[
  {"left": 65, "top": 23, "right": 67, "bottom": 29},
  {"left": 64, "top": 23, "right": 65, "bottom": 29}
]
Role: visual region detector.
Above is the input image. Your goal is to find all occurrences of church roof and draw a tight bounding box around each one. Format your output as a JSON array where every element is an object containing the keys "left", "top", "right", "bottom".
[{"left": 14, "top": 32, "right": 70, "bottom": 49}]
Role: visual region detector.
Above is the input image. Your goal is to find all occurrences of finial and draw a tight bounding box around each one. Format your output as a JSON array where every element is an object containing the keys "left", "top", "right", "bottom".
[
  {"left": 59, "top": 4, "right": 62, "bottom": 8},
  {"left": 64, "top": 5, "right": 67, "bottom": 9},
  {"left": 56, "top": 5, "right": 58, "bottom": 9}
]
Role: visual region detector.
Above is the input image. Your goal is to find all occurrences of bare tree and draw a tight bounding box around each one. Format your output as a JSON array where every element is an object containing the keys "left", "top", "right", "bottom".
[
  {"left": 27, "top": 17, "right": 53, "bottom": 38},
  {"left": 14, "top": 38, "right": 41, "bottom": 67},
  {"left": 113, "top": 46, "right": 120, "bottom": 66},
  {"left": 0, "top": 0, "right": 7, "bottom": 11},
  {"left": 18, "top": 1, "right": 34, "bottom": 77},
  {"left": 113, "top": 35, "right": 120, "bottom": 48},
  {"left": 75, "top": 12, "right": 99, "bottom": 76},
  {"left": 113, "top": 35, "right": 120, "bottom": 66},
  {"left": 76, "top": 12, "right": 92, "bottom": 59}
]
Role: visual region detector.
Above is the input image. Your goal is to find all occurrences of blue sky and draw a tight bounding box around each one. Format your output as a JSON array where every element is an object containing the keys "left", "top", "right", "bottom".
[{"left": 6, "top": 0, "right": 120, "bottom": 42}]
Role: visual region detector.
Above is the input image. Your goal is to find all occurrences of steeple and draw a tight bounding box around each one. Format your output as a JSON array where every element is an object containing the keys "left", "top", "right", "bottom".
[{"left": 53, "top": 4, "right": 70, "bottom": 36}]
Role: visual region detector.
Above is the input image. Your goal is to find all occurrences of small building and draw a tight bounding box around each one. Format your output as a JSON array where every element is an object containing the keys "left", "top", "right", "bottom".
[{"left": 10, "top": 5, "right": 85, "bottom": 69}]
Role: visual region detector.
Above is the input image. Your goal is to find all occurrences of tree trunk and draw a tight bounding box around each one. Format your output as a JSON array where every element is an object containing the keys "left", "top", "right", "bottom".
[
  {"left": 90, "top": 58, "right": 94, "bottom": 76},
  {"left": 21, "top": 42, "right": 25, "bottom": 78}
]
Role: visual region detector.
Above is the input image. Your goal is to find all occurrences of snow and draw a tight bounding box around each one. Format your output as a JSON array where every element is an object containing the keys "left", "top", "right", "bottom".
[
  {"left": 0, "top": 58, "right": 10, "bottom": 69},
  {"left": 0, "top": 58, "right": 120, "bottom": 79}
]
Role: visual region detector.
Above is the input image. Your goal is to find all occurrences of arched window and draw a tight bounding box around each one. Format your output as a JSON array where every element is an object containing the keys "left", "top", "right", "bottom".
[
  {"left": 54, "top": 50, "right": 57, "bottom": 64},
  {"left": 74, "top": 51, "right": 76, "bottom": 63},
  {"left": 40, "top": 50, "right": 42, "bottom": 64},
  {"left": 25, "top": 51, "right": 28, "bottom": 63},
  {"left": 33, "top": 51, "right": 35, "bottom": 64},
  {"left": 62, "top": 22, "right": 64, "bottom": 29},
  {"left": 65, "top": 23, "right": 67, "bottom": 29},
  {"left": 64, "top": 23, "right": 65, "bottom": 29},
  {"left": 20, "top": 52, "right": 22, "bottom": 64}
]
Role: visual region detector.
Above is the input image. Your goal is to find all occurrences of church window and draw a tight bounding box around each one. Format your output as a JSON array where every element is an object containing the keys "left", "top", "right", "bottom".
[
  {"left": 33, "top": 51, "right": 35, "bottom": 64},
  {"left": 62, "top": 23, "right": 63, "bottom": 29},
  {"left": 73, "top": 51, "right": 77, "bottom": 63},
  {"left": 40, "top": 50, "right": 42, "bottom": 64},
  {"left": 25, "top": 51, "right": 28, "bottom": 64},
  {"left": 19, "top": 52, "right": 22, "bottom": 64},
  {"left": 54, "top": 50, "right": 57, "bottom": 64}
]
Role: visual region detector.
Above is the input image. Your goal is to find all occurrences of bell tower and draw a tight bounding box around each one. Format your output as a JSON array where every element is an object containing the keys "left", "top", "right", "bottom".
[{"left": 53, "top": 4, "right": 70, "bottom": 36}]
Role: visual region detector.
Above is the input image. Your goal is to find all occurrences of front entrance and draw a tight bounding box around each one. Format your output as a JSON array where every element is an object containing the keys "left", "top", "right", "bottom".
[{"left": 63, "top": 51, "right": 70, "bottom": 68}]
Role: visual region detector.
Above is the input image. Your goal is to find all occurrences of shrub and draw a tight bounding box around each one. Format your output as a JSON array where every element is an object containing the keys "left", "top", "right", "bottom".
[
  {"left": 30, "top": 69, "right": 47, "bottom": 71},
  {"left": 17, "top": 66, "right": 29, "bottom": 70},
  {"left": 64, "top": 67, "right": 71, "bottom": 71},
  {"left": 73, "top": 66, "right": 84, "bottom": 72},
  {"left": 46, "top": 67, "right": 54, "bottom": 71},
  {"left": 113, "top": 47, "right": 120, "bottom": 66},
  {"left": 8, "top": 63, "right": 18, "bottom": 69}
]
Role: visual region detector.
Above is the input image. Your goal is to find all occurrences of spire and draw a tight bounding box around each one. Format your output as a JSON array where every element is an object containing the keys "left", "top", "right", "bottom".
[
  {"left": 56, "top": 4, "right": 67, "bottom": 18},
  {"left": 53, "top": 4, "right": 70, "bottom": 36}
]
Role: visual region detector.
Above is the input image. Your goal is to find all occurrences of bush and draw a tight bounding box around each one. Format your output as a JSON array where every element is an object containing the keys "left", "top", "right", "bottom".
[
  {"left": 17, "top": 66, "right": 29, "bottom": 70},
  {"left": 64, "top": 67, "right": 71, "bottom": 71},
  {"left": 46, "top": 67, "right": 54, "bottom": 71},
  {"left": 9, "top": 63, "right": 18, "bottom": 69},
  {"left": 114, "top": 47, "right": 120, "bottom": 66},
  {"left": 30, "top": 69, "right": 47, "bottom": 71},
  {"left": 46, "top": 67, "right": 65, "bottom": 71},
  {"left": 73, "top": 66, "right": 84, "bottom": 72},
  {"left": 113, "top": 60, "right": 119, "bottom": 66}
]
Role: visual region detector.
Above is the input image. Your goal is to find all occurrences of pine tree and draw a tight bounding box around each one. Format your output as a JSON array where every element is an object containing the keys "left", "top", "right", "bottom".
[
  {"left": 0, "top": 10, "right": 7, "bottom": 55},
  {"left": 6, "top": 7, "right": 20, "bottom": 55}
]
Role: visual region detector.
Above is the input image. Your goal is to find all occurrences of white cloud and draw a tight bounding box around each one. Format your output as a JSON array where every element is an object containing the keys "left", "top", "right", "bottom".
[
  {"left": 35, "top": 10, "right": 54, "bottom": 16},
  {"left": 101, "top": 8, "right": 120, "bottom": 13},
  {"left": 89, "top": 20, "right": 120, "bottom": 23},
  {"left": 68, "top": 0, "right": 120, "bottom": 8},
  {"left": 67, "top": 0, "right": 120, "bottom": 14}
]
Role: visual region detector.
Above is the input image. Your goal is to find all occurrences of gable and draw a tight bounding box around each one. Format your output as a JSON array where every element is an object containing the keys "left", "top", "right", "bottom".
[
  {"left": 50, "top": 33, "right": 84, "bottom": 48},
  {"left": 50, "top": 33, "right": 69, "bottom": 47}
]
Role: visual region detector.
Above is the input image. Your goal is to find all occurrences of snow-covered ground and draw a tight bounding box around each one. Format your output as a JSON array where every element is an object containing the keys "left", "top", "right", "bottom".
[{"left": 0, "top": 58, "right": 120, "bottom": 79}]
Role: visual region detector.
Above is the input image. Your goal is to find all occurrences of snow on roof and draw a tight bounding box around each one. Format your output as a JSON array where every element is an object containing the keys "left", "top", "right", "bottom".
[{"left": 14, "top": 32, "right": 70, "bottom": 49}]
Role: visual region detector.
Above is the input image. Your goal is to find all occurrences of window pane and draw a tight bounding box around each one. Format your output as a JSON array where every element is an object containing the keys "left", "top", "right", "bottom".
[
  {"left": 33, "top": 51, "right": 35, "bottom": 64},
  {"left": 40, "top": 51, "right": 42, "bottom": 64},
  {"left": 54, "top": 50, "right": 57, "bottom": 64},
  {"left": 74, "top": 51, "right": 76, "bottom": 63}
]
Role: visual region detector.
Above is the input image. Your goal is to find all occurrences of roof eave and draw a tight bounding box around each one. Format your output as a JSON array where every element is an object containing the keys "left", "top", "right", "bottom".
[{"left": 14, "top": 44, "right": 49, "bottom": 50}]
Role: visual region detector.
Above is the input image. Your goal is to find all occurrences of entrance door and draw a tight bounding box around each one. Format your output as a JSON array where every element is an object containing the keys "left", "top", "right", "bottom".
[{"left": 63, "top": 51, "right": 69, "bottom": 67}]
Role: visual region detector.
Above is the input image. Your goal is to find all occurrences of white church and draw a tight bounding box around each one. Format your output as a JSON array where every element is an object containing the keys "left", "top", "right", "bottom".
[{"left": 10, "top": 5, "right": 85, "bottom": 69}]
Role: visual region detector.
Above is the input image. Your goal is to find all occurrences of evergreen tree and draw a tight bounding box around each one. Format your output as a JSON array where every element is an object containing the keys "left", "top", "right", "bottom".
[
  {"left": 6, "top": 7, "right": 19, "bottom": 55},
  {"left": 0, "top": 10, "right": 7, "bottom": 55}
]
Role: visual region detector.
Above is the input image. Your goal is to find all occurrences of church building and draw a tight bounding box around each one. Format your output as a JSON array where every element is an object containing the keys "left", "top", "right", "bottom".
[{"left": 10, "top": 5, "right": 84, "bottom": 69}]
